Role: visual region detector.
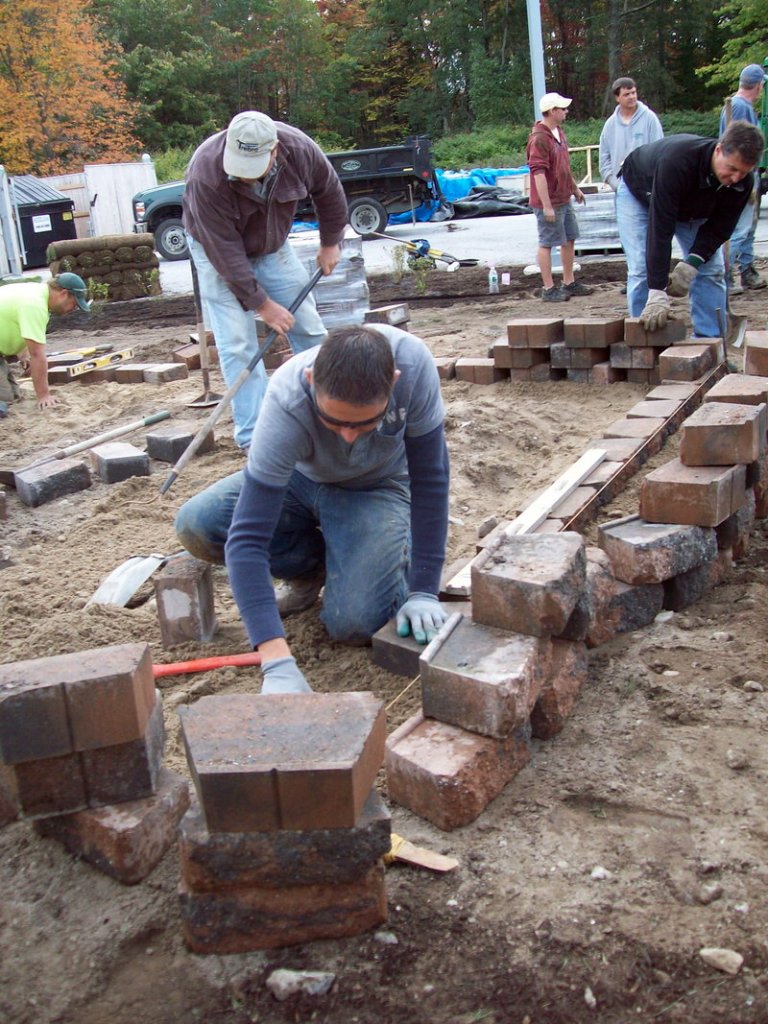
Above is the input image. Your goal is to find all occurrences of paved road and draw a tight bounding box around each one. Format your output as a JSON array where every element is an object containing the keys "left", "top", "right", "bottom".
[{"left": 157, "top": 197, "right": 768, "bottom": 297}]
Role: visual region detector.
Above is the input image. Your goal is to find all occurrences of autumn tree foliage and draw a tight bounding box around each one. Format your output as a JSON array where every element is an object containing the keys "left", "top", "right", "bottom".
[{"left": 0, "top": 0, "right": 142, "bottom": 174}]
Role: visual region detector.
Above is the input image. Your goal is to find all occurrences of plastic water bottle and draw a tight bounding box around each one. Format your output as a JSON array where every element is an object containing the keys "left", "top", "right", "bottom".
[{"left": 488, "top": 264, "right": 499, "bottom": 294}]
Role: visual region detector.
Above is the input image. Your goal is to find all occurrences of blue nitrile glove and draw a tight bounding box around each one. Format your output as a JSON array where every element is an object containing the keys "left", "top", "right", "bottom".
[
  {"left": 261, "top": 656, "right": 313, "bottom": 694},
  {"left": 395, "top": 592, "right": 448, "bottom": 645}
]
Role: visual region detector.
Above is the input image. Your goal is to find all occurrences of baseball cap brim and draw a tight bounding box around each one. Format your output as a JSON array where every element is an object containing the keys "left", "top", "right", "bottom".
[
  {"left": 70, "top": 291, "right": 92, "bottom": 313},
  {"left": 223, "top": 146, "right": 275, "bottom": 179}
]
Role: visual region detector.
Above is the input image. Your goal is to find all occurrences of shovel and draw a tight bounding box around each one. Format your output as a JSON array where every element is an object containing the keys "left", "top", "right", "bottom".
[
  {"left": 87, "top": 553, "right": 169, "bottom": 607},
  {"left": 187, "top": 256, "right": 222, "bottom": 408},
  {"left": 159, "top": 266, "right": 323, "bottom": 495}
]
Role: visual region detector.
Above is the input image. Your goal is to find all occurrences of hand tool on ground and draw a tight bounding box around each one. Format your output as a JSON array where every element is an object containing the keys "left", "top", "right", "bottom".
[
  {"left": 153, "top": 651, "right": 262, "bottom": 678},
  {"left": 67, "top": 347, "right": 135, "bottom": 377},
  {"left": 159, "top": 266, "right": 324, "bottom": 496},
  {"left": 383, "top": 833, "right": 459, "bottom": 872},
  {"left": 368, "top": 230, "right": 479, "bottom": 269},
  {"left": 47, "top": 343, "right": 114, "bottom": 361},
  {"left": 87, "top": 553, "right": 169, "bottom": 607},
  {"left": 0, "top": 410, "right": 172, "bottom": 487},
  {"left": 187, "top": 255, "right": 223, "bottom": 408}
]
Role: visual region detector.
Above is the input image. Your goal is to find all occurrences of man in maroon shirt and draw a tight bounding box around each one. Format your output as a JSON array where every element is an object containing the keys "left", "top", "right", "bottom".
[{"left": 526, "top": 92, "right": 593, "bottom": 302}]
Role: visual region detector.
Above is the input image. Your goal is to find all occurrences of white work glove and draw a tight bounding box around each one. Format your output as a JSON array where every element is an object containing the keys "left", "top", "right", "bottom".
[
  {"left": 261, "top": 656, "right": 312, "bottom": 694},
  {"left": 395, "top": 592, "right": 448, "bottom": 645},
  {"left": 667, "top": 261, "right": 698, "bottom": 297},
  {"left": 639, "top": 289, "right": 671, "bottom": 331}
]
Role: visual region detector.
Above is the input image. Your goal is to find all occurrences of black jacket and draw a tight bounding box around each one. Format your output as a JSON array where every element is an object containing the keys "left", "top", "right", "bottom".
[{"left": 620, "top": 134, "right": 751, "bottom": 289}]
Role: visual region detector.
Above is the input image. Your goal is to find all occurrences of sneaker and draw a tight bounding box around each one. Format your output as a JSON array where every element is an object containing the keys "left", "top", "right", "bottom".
[
  {"left": 563, "top": 280, "right": 594, "bottom": 297},
  {"left": 741, "top": 264, "right": 767, "bottom": 290},
  {"left": 541, "top": 285, "right": 569, "bottom": 302},
  {"left": 274, "top": 571, "right": 324, "bottom": 616}
]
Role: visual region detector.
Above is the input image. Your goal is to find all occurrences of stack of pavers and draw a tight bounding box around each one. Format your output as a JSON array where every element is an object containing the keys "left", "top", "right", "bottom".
[
  {"left": 177, "top": 692, "right": 390, "bottom": 952},
  {"left": 0, "top": 643, "right": 189, "bottom": 883},
  {"left": 289, "top": 226, "right": 370, "bottom": 330},
  {"left": 448, "top": 316, "right": 725, "bottom": 387},
  {"left": 382, "top": 337, "right": 768, "bottom": 833}
]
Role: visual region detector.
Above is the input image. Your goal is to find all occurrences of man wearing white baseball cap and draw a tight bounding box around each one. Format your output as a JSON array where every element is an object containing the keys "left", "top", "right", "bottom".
[
  {"left": 526, "top": 93, "right": 592, "bottom": 301},
  {"left": 183, "top": 111, "right": 348, "bottom": 447}
]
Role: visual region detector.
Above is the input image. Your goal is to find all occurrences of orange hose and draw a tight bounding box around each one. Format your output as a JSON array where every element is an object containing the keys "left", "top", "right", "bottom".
[{"left": 153, "top": 652, "right": 261, "bottom": 678}]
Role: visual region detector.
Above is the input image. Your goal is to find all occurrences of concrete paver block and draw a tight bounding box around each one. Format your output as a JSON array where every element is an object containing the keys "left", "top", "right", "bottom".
[
  {"left": 33, "top": 768, "right": 190, "bottom": 885},
  {"left": 433, "top": 356, "right": 456, "bottom": 380},
  {"left": 564, "top": 317, "right": 624, "bottom": 347},
  {"left": 81, "top": 694, "right": 165, "bottom": 805},
  {"left": 365, "top": 303, "right": 410, "bottom": 325},
  {"left": 703, "top": 373, "right": 768, "bottom": 407},
  {"left": 559, "top": 547, "right": 663, "bottom": 647},
  {"left": 143, "top": 363, "right": 189, "bottom": 384},
  {"left": 657, "top": 345, "right": 716, "bottom": 381},
  {"left": 471, "top": 531, "right": 586, "bottom": 636},
  {"left": 385, "top": 711, "right": 531, "bottom": 831},
  {"left": 493, "top": 345, "right": 549, "bottom": 369},
  {"left": 420, "top": 614, "right": 551, "bottom": 738},
  {"left": 506, "top": 318, "right": 564, "bottom": 347},
  {"left": 455, "top": 358, "right": 507, "bottom": 384},
  {"left": 624, "top": 318, "right": 687, "bottom": 346},
  {"left": 145, "top": 423, "right": 215, "bottom": 463},
  {"left": 90, "top": 441, "right": 150, "bottom": 483},
  {"left": 179, "top": 863, "right": 387, "bottom": 953},
  {"left": 640, "top": 458, "right": 746, "bottom": 527},
  {"left": 680, "top": 401, "right": 767, "bottom": 466},
  {"left": 0, "top": 643, "right": 156, "bottom": 762},
  {"left": 14, "top": 456, "right": 92, "bottom": 507},
  {"left": 590, "top": 362, "right": 626, "bottom": 384},
  {"left": 179, "top": 789, "right": 390, "bottom": 892},
  {"left": 598, "top": 514, "right": 718, "bottom": 584},
  {"left": 743, "top": 330, "right": 768, "bottom": 376},
  {"left": 531, "top": 638, "right": 588, "bottom": 739},
  {"left": 0, "top": 763, "right": 18, "bottom": 827},
  {"left": 13, "top": 752, "right": 88, "bottom": 818},
  {"left": 371, "top": 603, "right": 471, "bottom": 678},
  {"left": 155, "top": 554, "right": 218, "bottom": 648},
  {"left": 180, "top": 693, "right": 385, "bottom": 833}
]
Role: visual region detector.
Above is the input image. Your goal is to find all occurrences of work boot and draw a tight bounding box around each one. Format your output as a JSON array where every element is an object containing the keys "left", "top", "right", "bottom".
[
  {"left": 274, "top": 571, "right": 325, "bottom": 616},
  {"left": 541, "top": 285, "right": 569, "bottom": 302},
  {"left": 741, "top": 264, "right": 767, "bottom": 290},
  {"left": 728, "top": 270, "right": 744, "bottom": 296},
  {"left": 563, "top": 280, "right": 593, "bottom": 297}
]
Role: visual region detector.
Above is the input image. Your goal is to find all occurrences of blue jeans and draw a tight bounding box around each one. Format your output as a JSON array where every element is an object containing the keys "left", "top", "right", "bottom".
[
  {"left": 187, "top": 236, "right": 327, "bottom": 448},
  {"left": 175, "top": 470, "right": 411, "bottom": 641},
  {"left": 616, "top": 181, "right": 727, "bottom": 339},
  {"left": 729, "top": 172, "right": 758, "bottom": 273}
]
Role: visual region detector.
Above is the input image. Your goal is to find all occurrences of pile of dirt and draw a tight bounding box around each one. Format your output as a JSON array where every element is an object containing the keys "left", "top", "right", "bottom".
[{"left": 2, "top": 266, "right": 768, "bottom": 1024}]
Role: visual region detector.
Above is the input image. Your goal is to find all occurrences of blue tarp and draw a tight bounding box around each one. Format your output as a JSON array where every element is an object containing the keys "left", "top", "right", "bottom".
[
  {"left": 435, "top": 166, "right": 529, "bottom": 202},
  {"left": 292, "top": 164, "right": 530, "bottom": 230}
]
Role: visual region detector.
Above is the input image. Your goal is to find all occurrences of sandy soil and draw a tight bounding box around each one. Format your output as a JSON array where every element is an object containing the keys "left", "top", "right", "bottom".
[{"left": 2, "top": 263, "right": 768, "bottom": 1023}]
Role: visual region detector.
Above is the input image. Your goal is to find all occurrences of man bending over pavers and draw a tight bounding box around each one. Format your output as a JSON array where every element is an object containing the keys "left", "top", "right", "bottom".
[
  {"left": 175, "top": 324, "right": 450, "bottom": 693},
  {"left": 0, "top": 273, "right": 91, "bottom": 416},
  {"left": 616, "top": 121, "right": 765, "bottom": 337}
]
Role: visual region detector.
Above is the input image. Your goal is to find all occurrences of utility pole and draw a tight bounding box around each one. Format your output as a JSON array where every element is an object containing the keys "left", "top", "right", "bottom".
[{"left": 526, "top": 0, "right": 547, "bottom": 121}]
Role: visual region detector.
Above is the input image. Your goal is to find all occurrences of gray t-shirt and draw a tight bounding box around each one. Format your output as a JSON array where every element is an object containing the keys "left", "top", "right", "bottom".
[{"left": 246, "top": 324, "right": 444, "bottom": 488}]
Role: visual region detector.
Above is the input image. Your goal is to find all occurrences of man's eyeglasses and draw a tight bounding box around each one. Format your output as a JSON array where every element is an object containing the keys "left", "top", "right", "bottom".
[{"left": 312, "top": 396, "right": 389, "bottom": 430}]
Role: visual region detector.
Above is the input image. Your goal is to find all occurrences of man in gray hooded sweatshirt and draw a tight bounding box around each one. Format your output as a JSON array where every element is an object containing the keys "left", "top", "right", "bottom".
[{"left": 599, "top": 77, "right": 663, "bottom": 192}]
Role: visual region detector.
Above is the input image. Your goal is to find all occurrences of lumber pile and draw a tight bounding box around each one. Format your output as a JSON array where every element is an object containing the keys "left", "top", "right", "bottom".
[{"left": 47, "top": 233, "right": 161, "bottom": 302}]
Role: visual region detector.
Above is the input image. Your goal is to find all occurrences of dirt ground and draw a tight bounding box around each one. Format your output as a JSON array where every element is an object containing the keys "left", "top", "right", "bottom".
[{"left": 2, "top": 260, "right": 768, "bottom": 1024}]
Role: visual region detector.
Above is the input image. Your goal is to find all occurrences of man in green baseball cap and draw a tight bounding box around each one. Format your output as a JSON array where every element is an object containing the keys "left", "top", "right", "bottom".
[{"left": 0, "top": 273, "right": 91, "bottom": 415}]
